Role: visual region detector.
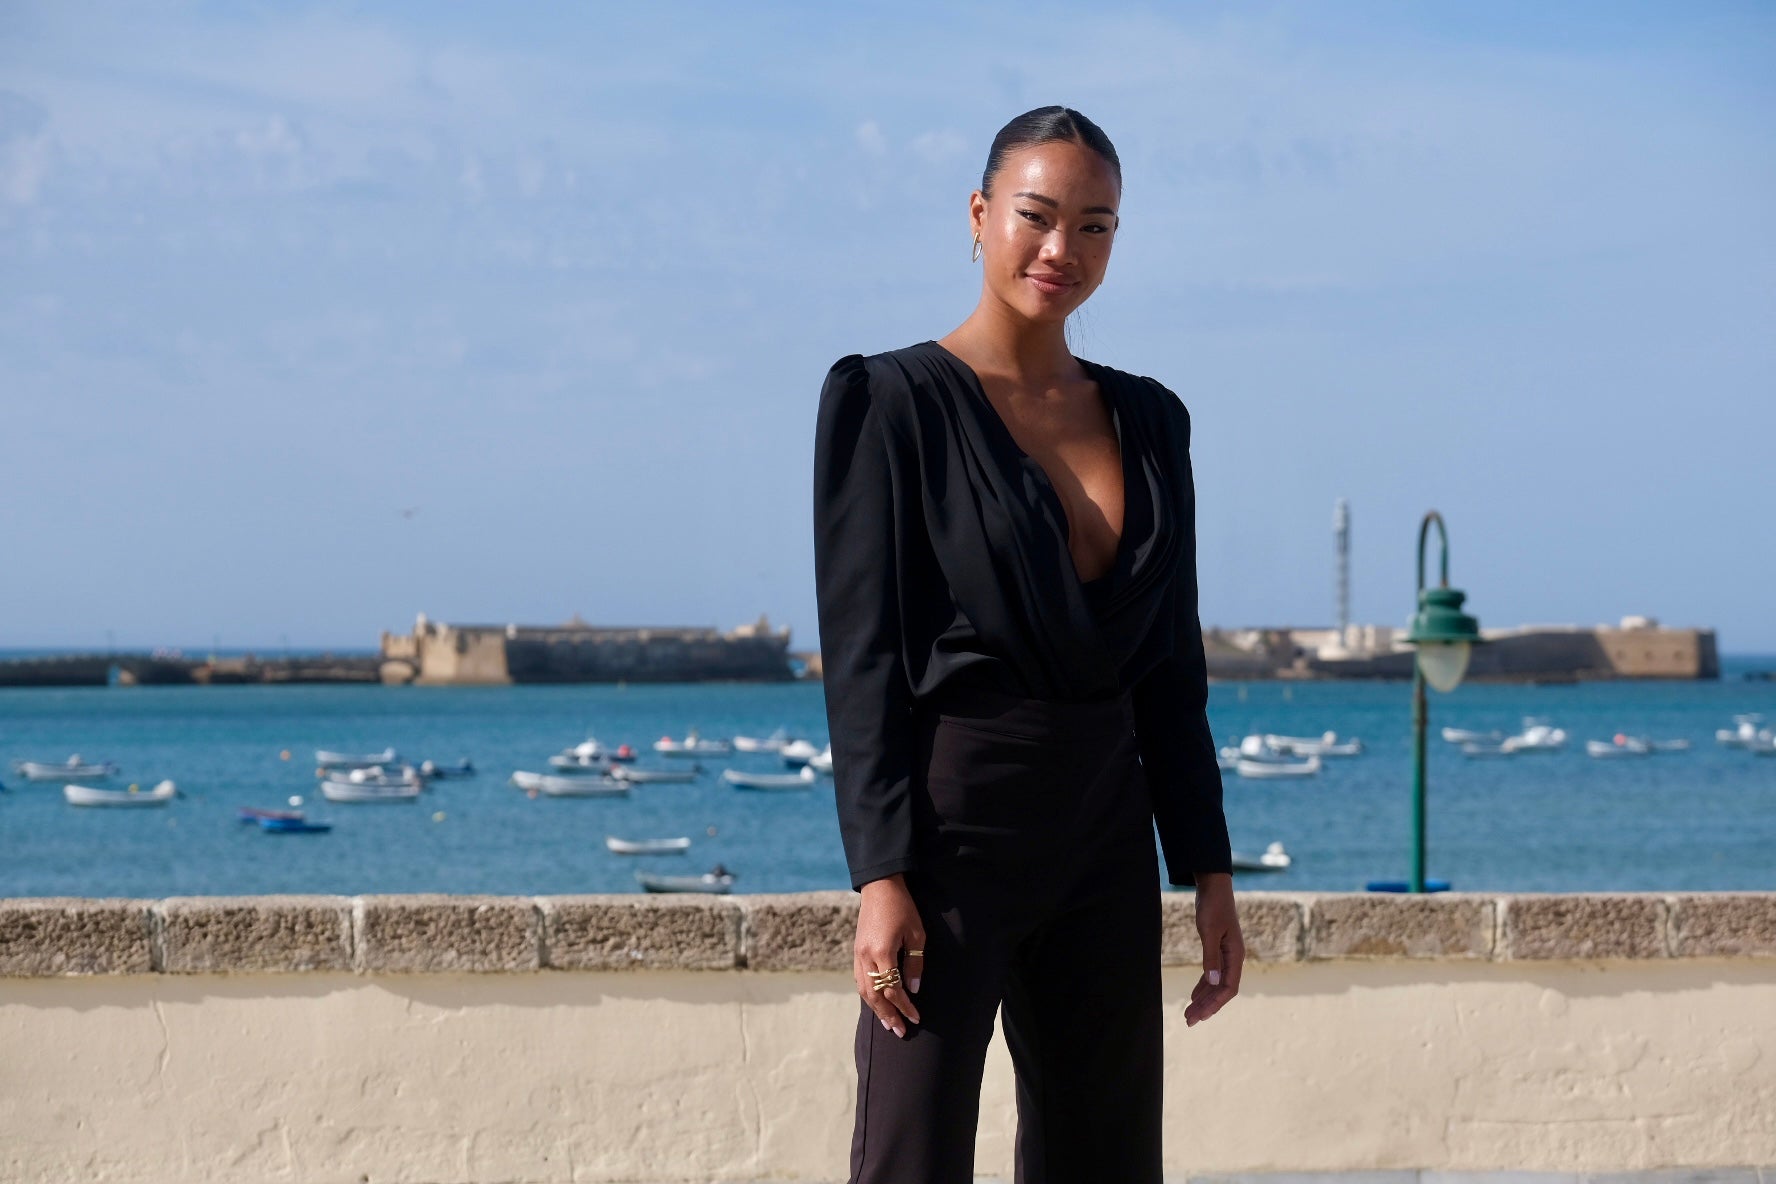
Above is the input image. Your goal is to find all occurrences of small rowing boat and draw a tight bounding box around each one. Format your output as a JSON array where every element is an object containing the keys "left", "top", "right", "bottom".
[
  {"left": 732, "top": 728, "right": 792, "bottom": 753},
  {"left": 636, "top": 865, "right": 735, "bottom": 894},
  {"left": 315, "top": 747, "right": 399, "bottom": 769},
  {"left": 65, "top": 780, "right": 176, "bottom": 807},
  {"left": 654, "top": 731, "right": 732, "bottom": 757},
  {"left": 1234, "top": 755, "right": 1321, "bottom": 779},
  {"left": 320, "top": 779, "right": 420, "bottom": 803},
  {"left": 606, "top": 835, "right": 692, "bottom": 855},
  {"left": 15, "top": 756, "right": 119, "bottom": 782},
  {"left": 607, "top": 764, "right": 701, "bottom": 785},
  {"left": 237, "top": 807, "right": 305, "bottom": 823},
  {"left": 721, "top": 766, "right": 817, "bottom": 791},
  {"left": 1263, "top": 732, "right": 1364, "bottom": 757},
  {"left": 258, "top": 817, "right": 332, "bottom": 834}
]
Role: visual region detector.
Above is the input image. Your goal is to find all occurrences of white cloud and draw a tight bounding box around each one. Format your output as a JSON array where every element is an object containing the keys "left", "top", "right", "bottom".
[
  {"left": 854, "top": 120, "right": 886, "bottom": 156},
  {"left": 909, "top": 128, "right": 967, "bottom": 164},
  {"left": 1, "top": 131, "right": 51, "bottom": 204}
]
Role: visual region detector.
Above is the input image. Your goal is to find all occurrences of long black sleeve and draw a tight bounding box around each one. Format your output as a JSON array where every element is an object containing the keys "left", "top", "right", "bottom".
[
  {"left": 1129, "top": 400, "right": 1234, "bottom": 888},
  {"left": 812, "top": 354, "right": 920, "bottom": 891}
]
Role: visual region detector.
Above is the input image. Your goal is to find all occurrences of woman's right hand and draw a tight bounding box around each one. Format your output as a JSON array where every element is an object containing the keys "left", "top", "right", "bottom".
[{"left": 855, "top": 872, "right": 925, "bottom": 1038}]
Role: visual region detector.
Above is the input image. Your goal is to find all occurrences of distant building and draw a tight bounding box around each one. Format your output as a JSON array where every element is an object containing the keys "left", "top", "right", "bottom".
[
  {"left": 1234, "top": 615, "right": 1720, "bottom": 682},
  {"left": 379, "top": 611, "right": 794, "bottom": 685}
]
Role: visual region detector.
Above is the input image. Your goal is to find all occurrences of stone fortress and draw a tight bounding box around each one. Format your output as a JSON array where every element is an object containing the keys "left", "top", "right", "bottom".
[{"left": 378, "top": 611, "right": 796, "bottom": 686}]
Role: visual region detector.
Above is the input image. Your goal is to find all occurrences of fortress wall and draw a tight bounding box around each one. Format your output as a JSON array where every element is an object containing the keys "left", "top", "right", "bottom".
[
  {"left": 414, "top": 625, "right": 513, "bottom": 685},
  {"left": 1599, "top": 627, "right": 1717, "bottom": 679},
  {"left": 2, "top": 891, "right": 1773, "bottom": 1183}
]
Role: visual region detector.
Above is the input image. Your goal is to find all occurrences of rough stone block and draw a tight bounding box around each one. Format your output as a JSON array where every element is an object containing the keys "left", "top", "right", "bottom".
[
  {"left": 1501, "top": 893, "right": 1667, "bottom": 960},
  {"left": 739, "top": 891, "right": 858, "bottom": 971},
  {"left": 0, "top": 898, "right": 154, "bottom": 976},
  {"left": 1669, "top": 893, "right": 1776, "bottom": 958},
  {"left": 1160, "top": 891, "right": 1302, "bottom": 966},
  {"left": 355, "top": 894, "right": 539, "bottom": 973},
  {"left": 1307, "top": 893, "right": 1496, "bottom": 960},
  {"left": 540, "top": 895, "right": 740, "bottom": 970},
  {"left": 158, "top": 896, "right": 353, "bottom": 973}
]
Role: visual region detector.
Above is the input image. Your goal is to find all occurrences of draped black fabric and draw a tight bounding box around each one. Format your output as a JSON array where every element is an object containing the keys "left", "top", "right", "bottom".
[{"left": 812, "top": 340, "right": 1232, "bottom": 891}]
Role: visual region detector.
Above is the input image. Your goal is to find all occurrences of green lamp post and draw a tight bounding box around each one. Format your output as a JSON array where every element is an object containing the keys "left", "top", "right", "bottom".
[{"left": 1400, "top": 510, "right": 1483, "bottom": 893}]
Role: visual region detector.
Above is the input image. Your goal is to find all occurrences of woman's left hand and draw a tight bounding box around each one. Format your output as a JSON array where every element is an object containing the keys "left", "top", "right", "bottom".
[{"left": 1185, "top": 871, "right": 1242, "bottom": 1026}]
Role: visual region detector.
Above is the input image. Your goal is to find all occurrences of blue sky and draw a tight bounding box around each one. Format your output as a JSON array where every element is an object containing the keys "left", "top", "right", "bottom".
[{"left": 3, "top": 1, "right": 1773, "bottom": 653}]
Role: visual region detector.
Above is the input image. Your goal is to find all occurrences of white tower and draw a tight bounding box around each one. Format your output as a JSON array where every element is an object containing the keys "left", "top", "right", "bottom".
[{"left": 1334, "top": 498, "right": 1350, "bottom": 644}]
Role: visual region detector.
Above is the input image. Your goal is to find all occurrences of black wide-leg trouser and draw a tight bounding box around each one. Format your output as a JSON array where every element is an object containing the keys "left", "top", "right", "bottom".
[{"left": 849, "top": 686, "right": 1163, "bottom": 1184}]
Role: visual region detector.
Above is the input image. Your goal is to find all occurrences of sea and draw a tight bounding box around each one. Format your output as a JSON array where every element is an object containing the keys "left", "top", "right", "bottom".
[{"left": 2, "top": 656, "right": 1772, "bottom": 898}]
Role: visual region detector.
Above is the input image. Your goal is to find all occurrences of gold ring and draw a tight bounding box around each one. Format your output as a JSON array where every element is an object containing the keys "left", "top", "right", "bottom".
[
  {"left": 902, "top": 949, "right": 924, "bottom": 958},
  {"left": 866, "top": 966, "right": 902, "bottom": 992}
]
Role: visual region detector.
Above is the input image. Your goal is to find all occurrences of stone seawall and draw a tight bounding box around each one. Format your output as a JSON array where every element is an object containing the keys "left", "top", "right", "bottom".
[
  {"left": 5, "top": 891, "right": 1776, "bottom": 976},
  {"left": 3, "top": 892, "right": 1774, "bottom": 1183}
]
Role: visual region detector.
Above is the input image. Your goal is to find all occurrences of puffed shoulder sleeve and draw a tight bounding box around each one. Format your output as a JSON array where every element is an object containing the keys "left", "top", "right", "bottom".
[
  {"left": 812, "top": 354, "right": 919, "bottom": 891},
  {"left": 1129, "top": 388, "right": 1234, "bottom": 887}
]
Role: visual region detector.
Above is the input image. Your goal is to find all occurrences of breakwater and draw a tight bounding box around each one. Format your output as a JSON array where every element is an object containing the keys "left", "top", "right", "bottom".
[
  {"left": 3, "top": 891, "right": 1772, "bottom": 1182},
  {"left": 0, "top": 652, "right": 380, "bottom": 688}
]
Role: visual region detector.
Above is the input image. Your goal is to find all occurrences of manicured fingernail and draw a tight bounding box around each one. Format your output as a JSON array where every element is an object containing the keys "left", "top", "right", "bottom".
[
  {"left": 1209, "top": 970, "right": 1221, "bottom": 986},
  {"left": 881, "top": 1017, "right": 891, "bottom": 1031},
  {"left": 908, "top": 977, "right": 921, "bottom": 993}
]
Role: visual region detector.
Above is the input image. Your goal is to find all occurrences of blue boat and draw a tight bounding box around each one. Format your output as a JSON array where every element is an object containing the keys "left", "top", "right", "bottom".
[
  {"left": 1365, "top": 878, "right": 1452, "bottom": 893},
  {"left": 257, "top": 817, "right": 332, "bottom": 835}
]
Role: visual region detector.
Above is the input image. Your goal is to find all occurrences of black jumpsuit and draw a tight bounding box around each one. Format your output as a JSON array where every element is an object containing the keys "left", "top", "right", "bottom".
[{"left": 811, "top": 341, "right": 1232, "bottom": 1184}]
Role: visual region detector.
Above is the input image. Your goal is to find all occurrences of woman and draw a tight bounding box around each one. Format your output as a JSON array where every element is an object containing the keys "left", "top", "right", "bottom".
[{"left": 811, "top": 106, "right": 1244, "bottom": 1183}]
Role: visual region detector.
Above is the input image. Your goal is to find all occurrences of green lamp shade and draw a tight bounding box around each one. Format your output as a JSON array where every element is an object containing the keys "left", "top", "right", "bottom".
[{"left": 1408, "top": 585, "right": 1482, "bottom": 693}]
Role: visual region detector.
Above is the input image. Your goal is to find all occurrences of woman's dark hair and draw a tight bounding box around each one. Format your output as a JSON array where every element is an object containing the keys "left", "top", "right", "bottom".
[{"left": 980, "top": 106, "right": 1122, "bottom": 198}]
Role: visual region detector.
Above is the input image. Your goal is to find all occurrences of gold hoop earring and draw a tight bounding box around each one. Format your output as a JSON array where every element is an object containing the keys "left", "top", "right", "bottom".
[{"left": 971, "top": 235, "right": 982, "bottom": 263}]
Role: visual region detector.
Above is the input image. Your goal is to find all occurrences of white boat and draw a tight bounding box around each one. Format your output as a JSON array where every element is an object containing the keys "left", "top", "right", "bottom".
[
  {"left": 15, "top": 756, "right": 119, "bottom": 782},
  {"left": 1230, "top": 840, "right": 1292, "bottom": 871},
  {"left": 64, "top": 779, "right": 176, "bottom": 807},
  {"left": 1235, "top": 755, "right": 1321, "bottom": 779},
  {"left": 654, "top": 730, "right": 732, "bottom": 757},
  {"left": 780, "top": 738, "right": 820, "bottom": 767},
  {"left": 315, "top": 747, "right": 399, "bottom": 769},
  {"left": 732, "top": 728, "right": 792, "bottom": 753},
  {"left": 550, "top": 752, "right": 609, "bottom": 771},
  {"left": 1264, "top": 731, "right": 1364, "bottom": 757},
  {"left": 1227, "top": 736, "right": 1295, "bottom": 763},
  {"left": 1442, "top": 727, "right": 1504, "bottom": 745},
  {"left": 721, "top": 766, "right": 817, "bottom": 791},
  {"left": 1716, "top": 719, "right": 1772, "bottom": 748},
  {"left": 320, "top": 779, "right": 421, "bottom": 803},
  {"left": 322, "top": 764, "right": 422, "bottom": 787},
  {"left": 1586, "top": 737, "right": 1650, "bottom": 759},
  {"left": 636, "top": 866, "right": 735, "bottom": 894},
  {"left": 550, "top": 739, "right": 610, "bottom": 769},
  {"left": 1461, "top": 742, "right": 1514, "bottom": 759},
  {"left": 1502, "top": 725, "right": 1567, "bottom": 753},
  {"left": 809, "top": 744, "right": 833, "bottom": 775},
  {"left": 418, "top": 759, "right": 476, "bottom": 778},
  {"left": 607, "top": 764, "right": 702, "bottom": 785},
  {"left": 522, "top": 773, "right": 628, "bottom": 798},
  {"left": 606, "top": 835, "right": 692, "bottom": 855}
]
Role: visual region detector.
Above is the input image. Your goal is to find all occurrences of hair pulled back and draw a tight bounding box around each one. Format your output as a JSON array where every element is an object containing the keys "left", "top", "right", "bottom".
[{"left": 980, "top": 106, "right": 1122, "bottom": 198}]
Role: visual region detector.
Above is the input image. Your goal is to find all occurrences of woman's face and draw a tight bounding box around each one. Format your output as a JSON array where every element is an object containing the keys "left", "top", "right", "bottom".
[{"left": 971, "top": 139, "right": 1121, "bottom": 325}]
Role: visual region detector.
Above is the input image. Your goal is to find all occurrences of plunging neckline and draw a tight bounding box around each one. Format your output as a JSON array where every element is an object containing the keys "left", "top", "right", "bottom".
[{"left": 923, "top": 339, "right": 1132, "bottom": 590}]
